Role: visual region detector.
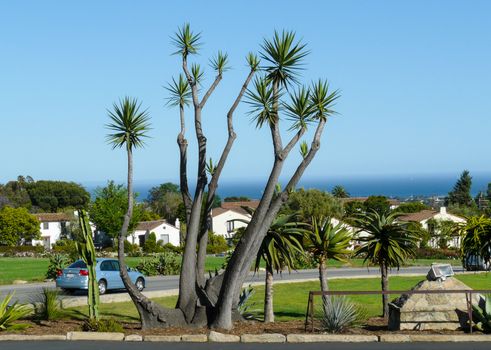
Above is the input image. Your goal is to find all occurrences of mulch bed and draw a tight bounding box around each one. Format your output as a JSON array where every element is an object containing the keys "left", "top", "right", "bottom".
[{"left": 5, "top": 317, "right": 474, "bottom": 336}]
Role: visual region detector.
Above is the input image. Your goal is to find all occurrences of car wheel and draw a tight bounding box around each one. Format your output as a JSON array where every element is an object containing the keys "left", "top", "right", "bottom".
[
  {"left": 135, "top": 277, "right": 145, "bottom": 292},
  {"left": 98, "top": 280, "right": 107, "bottom": 295}
]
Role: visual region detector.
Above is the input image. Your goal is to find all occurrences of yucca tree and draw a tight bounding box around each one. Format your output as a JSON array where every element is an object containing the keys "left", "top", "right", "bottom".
[
  {"left": 458, "top": 216, "right": 491, "bottom": 266},
  {"left": 353, "top": 210, "right": 419, "bottom": 319},
  {"left": 254, "top": 213, "right": 305, "bottom": 323},
  {"left": 106, "top": 97, "right": 156, "bottom": 326},
  {"left": 304, "top": 216, "right": 352, "bottom": 294}
]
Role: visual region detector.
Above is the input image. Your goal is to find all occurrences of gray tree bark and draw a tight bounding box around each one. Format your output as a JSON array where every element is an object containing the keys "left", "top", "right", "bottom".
[
  {"left": 380, "top": 261, "right": 389, "bottom": 320},
  {"left": 264, "top": 267, "right": 275, "bottom": 323}
]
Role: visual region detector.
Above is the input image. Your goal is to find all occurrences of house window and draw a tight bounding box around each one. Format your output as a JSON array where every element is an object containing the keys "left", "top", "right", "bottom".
[
  {"left": 226, "top": 220, "right": 234, "bottom": 233},
  {"left": 160, "top": 234, "right": 170, "bottom": 244},
  {"left": 43, "top": 222, "right": 49, "bottom": 230}
]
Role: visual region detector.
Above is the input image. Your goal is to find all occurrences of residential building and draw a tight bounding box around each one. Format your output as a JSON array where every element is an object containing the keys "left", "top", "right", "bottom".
[
  {"left": 32, "top": 212, "right": 73, "bottom": 250},
  {"left": 211, "top": 201, "right": 259, "bottom": 239},
  {"left": 128, "top": 220, "right": 180, "bottom": 247}
]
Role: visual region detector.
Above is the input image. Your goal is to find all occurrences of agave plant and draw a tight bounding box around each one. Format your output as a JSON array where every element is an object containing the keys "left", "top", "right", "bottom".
[
  {"left": 320, "top": 296, "right": 358, "bottom": 333},
  {"left": 473, "top": 294, "right": 491, "bottom": 333},
  {"left": 0, "top": 293, "right": 31, "bottom": 331},
  {"left": 32, "top": 288, "right": 61, "bottom": 321}
]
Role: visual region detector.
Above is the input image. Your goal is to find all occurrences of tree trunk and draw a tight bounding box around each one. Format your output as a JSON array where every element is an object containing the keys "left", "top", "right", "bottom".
[
  {"left": 264, "top": 267, "right": 274, "bottom": 323},
  {"left": 319, "top": 258, "right": 329, "bottom": 293},
  {"left": 380, "top": 261, "right": 389, "bottom": 320}
]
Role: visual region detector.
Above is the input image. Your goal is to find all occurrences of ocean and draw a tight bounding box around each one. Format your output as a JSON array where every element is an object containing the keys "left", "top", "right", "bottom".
[{"left": 84, "top": 173, "right": 491, "bottom": 201}]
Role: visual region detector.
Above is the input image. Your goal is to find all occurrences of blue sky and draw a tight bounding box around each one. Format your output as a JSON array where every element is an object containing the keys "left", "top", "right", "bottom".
[{"left": 1, "top": 1, "right": 490, "bottom": 186}]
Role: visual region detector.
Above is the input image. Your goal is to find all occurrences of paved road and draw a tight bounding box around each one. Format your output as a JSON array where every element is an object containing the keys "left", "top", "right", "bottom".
[
  {"left": 1, "top": 266, "right": 465, "bottom": 304},
  {"left": 0, "top": 341, "right": 489, "bottom": 350}
]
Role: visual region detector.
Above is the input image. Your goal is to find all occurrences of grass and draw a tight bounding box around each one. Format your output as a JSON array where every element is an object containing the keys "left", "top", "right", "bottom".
[
  {"left": 63, "top": 272, "right": 491, "bottom": 323},
  {"left": 0, "top": 256, "right": 463, "bottom": 285}
]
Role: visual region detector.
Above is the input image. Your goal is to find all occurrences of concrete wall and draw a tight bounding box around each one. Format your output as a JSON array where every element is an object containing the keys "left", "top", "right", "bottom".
[{"left": 128, "top": 223, "right": 180, "bottom": 247}]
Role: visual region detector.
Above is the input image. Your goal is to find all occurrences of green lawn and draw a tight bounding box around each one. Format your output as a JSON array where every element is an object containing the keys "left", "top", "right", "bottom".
[
  {"left": 0, "top": 256, "right": 463, "bottom": 285},
  {"left": 64, "top": 273, "right": 491, "bottom": 323}
]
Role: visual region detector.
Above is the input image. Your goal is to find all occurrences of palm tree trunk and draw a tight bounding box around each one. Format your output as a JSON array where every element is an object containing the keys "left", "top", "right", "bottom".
[
  {"left": 264, "top": 266, "right": 274, "bottom": 323},
  {"left": 319, "top": 258, "right": 329, "bottom": 293},
  {"left": 380, "top": 261, "right": 389, "bottom": 320}
]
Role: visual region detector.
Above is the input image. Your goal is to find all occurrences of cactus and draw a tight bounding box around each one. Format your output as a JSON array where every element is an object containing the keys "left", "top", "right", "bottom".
[{"left": 76, "top": 209, "right": 99, "bottom": 320}]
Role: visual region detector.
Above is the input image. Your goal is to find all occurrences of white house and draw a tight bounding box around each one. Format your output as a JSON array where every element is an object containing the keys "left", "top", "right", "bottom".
[
  {"left": 398, "top": 207, "right": 466, "bottom": 248},
  {"left": 128, "top": 220, "right": 180, "bottom": 247},
  {"left": 211, "top": 201, "right": 259, "bottom": 239},
  {"left": 31, "top": 212, "right": 73, "bottom": 250}
]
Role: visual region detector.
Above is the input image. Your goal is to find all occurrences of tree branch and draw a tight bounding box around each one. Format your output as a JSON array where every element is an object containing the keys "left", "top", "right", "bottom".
[
  {"left": 182, "top": 56, "right": 199, "bottom": 108},
  {"left": 199, "top": 74, "right": 222, "bottom": 109},
  {"left": 177, "top": 104, "right": 192, "bottom": 217}
]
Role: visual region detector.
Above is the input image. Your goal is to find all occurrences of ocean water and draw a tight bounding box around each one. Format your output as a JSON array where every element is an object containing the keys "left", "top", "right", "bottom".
[{"left": 85, "top": 173, "right": 491, "bottom": 200}]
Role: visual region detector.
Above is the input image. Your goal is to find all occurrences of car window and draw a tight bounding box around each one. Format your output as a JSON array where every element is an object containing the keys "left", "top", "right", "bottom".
[
  {"left": 69, "top": 261, "right": 87, "bottom": 268},
  {"left": 100, "top": 261, "right": 112, "bottom": 271},
  {"left": 109, "top": 261, "right": 120, "bottom": 271}
]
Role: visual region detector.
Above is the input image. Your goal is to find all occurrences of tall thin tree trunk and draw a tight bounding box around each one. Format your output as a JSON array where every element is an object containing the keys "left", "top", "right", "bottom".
[
  {"left": 319, "top": 258, "right": 329, "bottom": 293},
  {"left": 264, "top": 266, "right": 274, "bottom": 323},
  {"left": 380, "top": 261, "right": 389, "bottom": 320}
]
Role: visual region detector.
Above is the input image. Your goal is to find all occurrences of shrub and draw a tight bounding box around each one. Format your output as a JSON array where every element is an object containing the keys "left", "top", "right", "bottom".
[
  {"left": 45, "top": 253, "right": 69, "bottom": 279},
  {"left": 124, "top": 240, "right": 141, "bottom": 256},
  {"left": 414, "top": 247, "right": 459, "bottom": 260},
  {"left": 143, "top": 232, "right": 162, "bottom": 254},
  {"left": 82, "top": 318, "right": 124, "bottom": 332},
  {"left": 136, "top": 251, "right": 181, "bottom": 276},
  {"left": 0, "top": 293, "right": 31, "bottom": 331},
  {"left": 320, "top": 296, "right": 359, "bottom": 333},
  {"left": 32, "top": 288, "right": 61, "bottom": 321},
  {"left": 473, "top": 294, "right": 491, "bottom": 333},
  {"left": 52, "top": 239, "right": 79, "bottom": 261},
  {"left": 207, "top": 231, "right": 228, "bottom": 254},
  {"left": 0, "top": 245, "right": 44, "bottom": 257},
  {"left": 238, "top": 285, "right": 257, "bottom": 319},
  {"left": 292, "top": 251, "right": 317, "bottom": 269}
]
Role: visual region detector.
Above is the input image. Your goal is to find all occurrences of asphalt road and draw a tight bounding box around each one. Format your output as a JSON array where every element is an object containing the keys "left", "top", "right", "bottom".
[
  {"left": 1, "top": 266, "right": 464, "bottom": 304},
  {"left": 0, "top": 341, "right": 489, "bottom": 350}
]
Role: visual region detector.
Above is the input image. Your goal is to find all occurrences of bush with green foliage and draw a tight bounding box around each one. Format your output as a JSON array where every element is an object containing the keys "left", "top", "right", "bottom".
[
  {"left": 0, "top": 293, "right": 31, "bottom": 331},
  {"left": 136, "top": 251, "right": 181, "bottom": 276},
  {"left": 414, "top": 247, "right": 459, "bottom": 259},
  {"left": 46, "top": 253, "right": 70, "bottom": 279},
  {"left": 82, "top": 318, "right": 124, "bottom": 332},
  {"left": 0, "top": 245, "right": 44, "bottom": 257},
  {"left": 207, "top": 231, "right": 229, "bottom": 254},
  {"left": 32, "top": 288, "right": 61, "bottom": 321},
  {"left": 473, "top": 295, "right": 491, "bottom": 333},
  {"left": 143, "top": 232, "right": 161, "bottom": 253},
  {"left": 320, "top": 296, "right": 359, "bottom": 333},
  {"left": 124, "top": 240, "right": 141, "bottom": 256},
  {"left": 0, "top": 206, "right": 40, "bottom": 246},
  {"left": 394, "top": 202, "right": 430, "bottom": 214},
  {"left": 52, "top": 239, "right": 79, "bottom": 261}
]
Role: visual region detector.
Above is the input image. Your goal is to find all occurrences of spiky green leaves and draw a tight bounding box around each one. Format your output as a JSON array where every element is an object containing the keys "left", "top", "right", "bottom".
[
  {"left": 284, "top": 86, "right": 314, "bottom": 130},
  {"left": 165, "top": 74, "right": 191, "bottom": 108},
  {"left": 191, "top": 63, "right": 204, "bottom": 85},
  {"left": 260, "top": 30, "right": 309, "bottom": 88},
  {"left": 210, "top": 51, "right": 230, "bottom": 75},
  {"left": 172, "top": 23, "right": 201, "bottom": 58},
  {"left": 299, "top": 141, "right": 309, "bottom": 158},
  {"left": 310, "top": 79, "right": 340, "bottom": 121},
  {"left": 106, "top": 97, "right": 151, "bottom": 151},
  {"left": 305, "top": 217, "right": 352, "bottom": 263},
  {"left": 246, "top": 76, "right": 277, "bottom": 128},
  {"left": 246, "top": 52, "right": 260, "bottom": 71}
]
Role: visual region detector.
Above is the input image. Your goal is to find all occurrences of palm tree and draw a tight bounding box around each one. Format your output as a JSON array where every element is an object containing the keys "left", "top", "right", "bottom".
[
  {"left": 353, "top": 210, "right": 419, "bottom": 319},
  {"left": 331, "top": 185, "right": 349, "bottom": 199},
  {"left": 304, "top": 216, "right": 352, "bottom": 293},
  {"left": 254, "top": 213, "right": 305, "bottom": 323},
  {"left": 106, "top": 96, "right": 151, "bottom": 323},
  {"left": 459, "top": 216, "right": 491, "bottom": 267}
]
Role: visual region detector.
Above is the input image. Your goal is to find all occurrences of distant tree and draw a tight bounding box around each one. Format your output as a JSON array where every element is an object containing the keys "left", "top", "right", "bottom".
[
  {"left": 0, "top": 206, "right": 40, "bottom": 246},
  {"left": 147, "top": 183, "right": 183, "bottom": 221},
  {"left": 343, "top": 200, "right": 365, "bottom": 218},
  {"left": 26, "top": 180, "right": 90, "bottom": 212},
  {"left": 0, "top": 178, "right": 32, "bottom": 209},
  {"left": 89, "top": 181, "right": 142, "bottom": 239},
  {"left": 487, "top": 183, "right": 491, "bottom": 201},
  {"left": 206, "top": 231, "right": 229, "bottom": 254},
  {"left": 223, "top": 196, "right": 251, "bottom": 202},
  {"left": 138, "top": 204, "right": 161, "bottom": 222},
  {"left": 282, "top": 189, "right": 343, "bottom": 220},
  {"left": 394, "top": 202, "right": 430, "bottom": 214},
  {"left": 448, "top": 170, "right": 473, "bottom": 207},
  {"left": 331, "top": 185, "right": 349, "bottom": 198},
  {"left": 353, "top": 211, "right": 419, "bottom": 319},
  {"left": 363, "top": 196, "right": 391, "bottom": 215},
  {"left": 458, "top": 216, "right": 491, "bottom": 266}
]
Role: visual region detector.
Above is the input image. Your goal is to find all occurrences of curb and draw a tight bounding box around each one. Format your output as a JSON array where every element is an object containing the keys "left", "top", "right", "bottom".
[{"left": 1, "top": 332, "right": 490, "bottom": 343}]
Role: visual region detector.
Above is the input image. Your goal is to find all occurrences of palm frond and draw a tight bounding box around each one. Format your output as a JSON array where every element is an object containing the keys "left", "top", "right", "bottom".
[
  {"left": 165, "top": 74, "right": 191, "bottom": 107},
  {"left": 171, "top": 23, "right": 201, "bottom": 57},
  {"left": 245, "top": 76, "right": 278, "bottom": 128},
  {"left": 310, "top": 79, "right": 340, "bottom": 121},
  {"left": 210, "top": 51, "right": 230, "bottom": 75}
]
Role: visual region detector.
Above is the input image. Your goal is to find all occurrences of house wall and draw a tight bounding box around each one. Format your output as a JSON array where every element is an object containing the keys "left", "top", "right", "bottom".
[
  {"left": 420, "top": 209, "right": 466, "bottom": 249},
  {"left": 212, "top": 211, "right": 251, "bottom": 238},
  {"left": 32, "top": 221, "right": 65, "bottom": 249},
  {"left": 128, "top": 223, "right": 180, "bottom": 247}
]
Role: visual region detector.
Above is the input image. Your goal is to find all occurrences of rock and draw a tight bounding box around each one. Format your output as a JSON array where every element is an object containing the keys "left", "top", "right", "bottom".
[
  {"left": 241, "top": 333, "right": 286, "bottom": 343},
  {"left": 12, "top": 280, "right": 28, "bottom": 284},
  {"left": 0, "top": 335, "right": 66, "bottom": 341},
  {"left": 287, "top": 334, "right": 378, "bottom": 342},
  {"left": 67, "top": 331, "right": 125, "bottom": 341},
  {"left": 144, "top": 335, "right": 181, "bottom": 342},
  {"left": 124, "top": 334, "right": 143, "bottom": 341},
  {"left": 209, "top": 331, "right": 240, "bottom": 342},
  {"left": 181, "top": 334, "right": 208, "bottom": 342}
]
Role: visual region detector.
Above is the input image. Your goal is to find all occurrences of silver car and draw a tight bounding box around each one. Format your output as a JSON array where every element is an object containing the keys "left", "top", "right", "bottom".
[{"left": 56, "top": 258, "right": 145, "bottom": 295}]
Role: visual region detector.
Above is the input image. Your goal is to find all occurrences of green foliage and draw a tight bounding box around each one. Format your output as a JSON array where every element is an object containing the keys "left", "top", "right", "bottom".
[
  {"left": 331, "top": 185, "right": 349, "bottom": 199},
  {"left": 165, "top": 74, "right": 191, "bottom": 107},
  {"left": 0, "top": 176, "right": 32, "bottom": 210},
  {"left": 147, "top": 183, "right": 182, "bottom": 222},
  {"left": 282, "top": 189, "right": 343, "bottom": 221},
  {"left": 136, "top": 252, "right": 181, "bottom": 276},
  {"left": 473, "top": 294, "right": 491, "bottom": 333},
  {"left": 45, "top": 253, "right": 69, "bottom": 279},
  {"left": 143, "top": 232, "right": 160, "bottom": 253},
  {"left": 0, "top": 293, "right": 31, "bottom": 331},
  {"left": 459, "top": 216, "right": 491, "bottom": 265},
  {"left": 224, "top": 196, "right": 251, "bottom": 202},
  {"left": 0, "top": 245, "right": 44, "bottom": 257},
  {"left": 448, "top": 170, "right": 473, "bottom": 207},
  {"left": 394, "top": 202, "right": 430, "bottom": 213},
  {"left": 89, "top": 181, "right": 141, "bottom": 239},
  {"left": 354, "top": 211, "right": 419, "bottom": 269},
  {"left": 448, "top": 203, "right": 481, "bottom": 217},
  {"left": 82, "top": 318, "right": 124, "bottom": 333},
  {"left": 0, "top": 206, "right": 40, "bottom": 246},
  {"left": 172, "top": 23, "right": 201, "bottom": 58},
  {"left": 238, "top": 285, "right": 257, "bottom": 319},
  {"left": 33, "top": 288, "right": 61, "bottom": 321},
  {"left": 321, "top": 296, "right": 360, "bottom": 333},
  {"left": 124, "top": 240, "right": 141, "bottom": 256},
  {"left": 26, "top": 180, "right": 90, "bottom": 212},
  {"left": 207, "top": 231, "right": 229, "bottom": 254},
  {"left": 52, "top": 239, "right": 79, "bottom": 261},
  {"left": 76, "top": 209, "right": 100, "bottom": 320},
  {"left": 363, "top": 196, "right": 391, "bottom": 215}
]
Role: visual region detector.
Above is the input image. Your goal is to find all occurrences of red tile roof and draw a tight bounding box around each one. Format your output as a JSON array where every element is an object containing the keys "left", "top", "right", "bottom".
[
  {"left": 135, "top": 220, "right": 172, "bottom": 231},
  {"left": 33, "top": 213, "right": 73, "bottom": 222},
  {"left": 398, "top": 210, "right": 438, "bottom": 223},
  {"left": 212, "top": 201, "right": 259, "bottom": 217}
]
